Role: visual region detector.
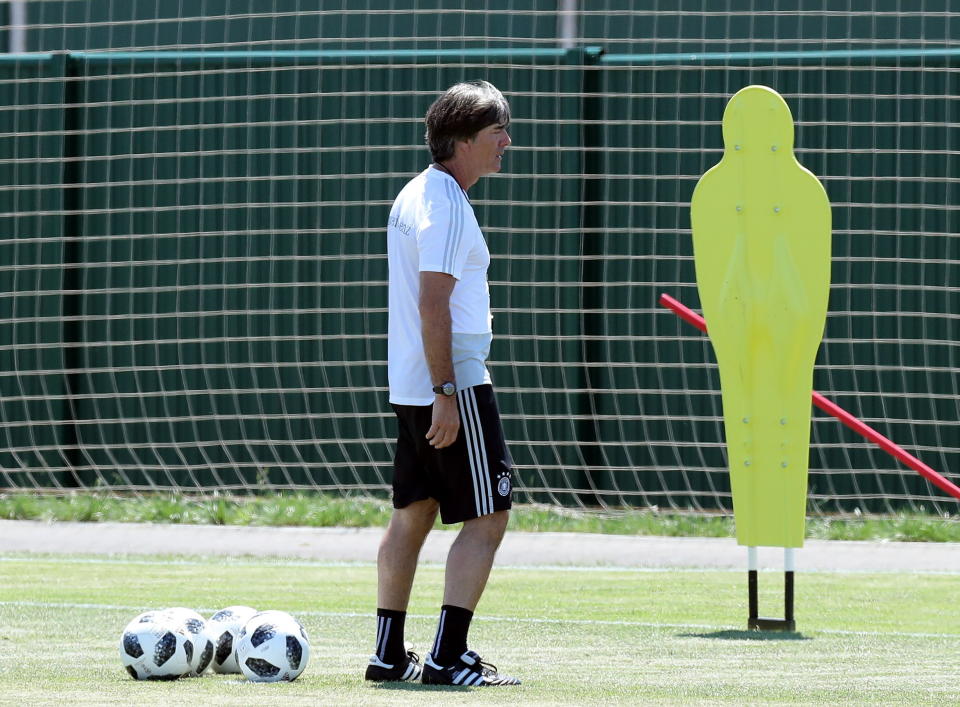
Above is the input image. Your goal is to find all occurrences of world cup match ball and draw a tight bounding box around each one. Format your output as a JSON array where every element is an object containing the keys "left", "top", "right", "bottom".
[
  {"left": 119, "top": 615, "right": 194, "bottom": 680},
  {"left": 126, "top": 609, "right": 162, "bottom": 626},
  {"left": 235, "top": 611, "right": 311, "bottom": 682},
  {"left": 206, "top": 605, "right": 258, "bottom": 674},
  {"left": 162, "top": 607, "right": 215, "bottom": 677}
]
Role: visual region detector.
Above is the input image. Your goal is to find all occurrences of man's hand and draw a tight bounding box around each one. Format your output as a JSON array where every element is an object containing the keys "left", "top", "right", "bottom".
[{"left": 426, "top": 394, "right": 459, "bottom": 448}]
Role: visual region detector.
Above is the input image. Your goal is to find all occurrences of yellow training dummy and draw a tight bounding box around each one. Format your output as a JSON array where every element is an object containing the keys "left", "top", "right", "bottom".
[{"left": 691, "top": 85, "right": 831, "bottom": 548}]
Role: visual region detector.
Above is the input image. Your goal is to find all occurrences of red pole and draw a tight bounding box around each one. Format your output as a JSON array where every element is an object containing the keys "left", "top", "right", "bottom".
[{"left": 658, "top": 292, "right": 960, "bottom": 502}]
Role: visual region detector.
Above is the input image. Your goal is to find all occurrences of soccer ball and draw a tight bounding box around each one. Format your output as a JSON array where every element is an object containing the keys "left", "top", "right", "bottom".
[
  {"left": 119, "top": 614, "right": 193, "bottom": 680},
  {"left": 235, "top": 611, "right": 311, "bottom": 682},
  {"left": 162, "top": 607, "right": 214, "bottom": 677},
  {"left": 127, "top": 610, "right": 162, "bottom": 625},
  {"left": 206, "top": 605, "right": 258, "bottom": 674}
]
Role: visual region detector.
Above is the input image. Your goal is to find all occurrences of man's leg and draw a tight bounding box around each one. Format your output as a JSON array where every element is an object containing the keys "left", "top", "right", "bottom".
[
  {"left": 429, "top": 509, "right": 508, "bottom": 661},
  {"left": 423, "top": 509, "right": 519, "bottom": 685},
  {"left": 366, "top": 498, "right": 438, "bottom": 682},
  {"left": 422, "top": 385, "right": 520, "bottom": 686},
  {"left": 378, "top": 498, "right": 439, "bottom": 610},
  {"left": 442, "top": 509, "right": 509, "bottom": 610}
]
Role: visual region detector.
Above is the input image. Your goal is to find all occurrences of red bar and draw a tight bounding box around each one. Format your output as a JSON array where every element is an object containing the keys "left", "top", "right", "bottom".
[{"left": 658, "top": 292, "right": 960, "bottom": 501}]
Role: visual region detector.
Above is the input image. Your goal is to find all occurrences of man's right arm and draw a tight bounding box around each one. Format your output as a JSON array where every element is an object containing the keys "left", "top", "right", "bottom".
[{"left": 419, "top": 270, "right": 459, "bottom": 449}]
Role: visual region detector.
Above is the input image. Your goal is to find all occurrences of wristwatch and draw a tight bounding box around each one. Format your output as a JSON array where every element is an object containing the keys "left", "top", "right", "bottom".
[{"left": 432, "top": 381, "right": 456, "bottom": 397}]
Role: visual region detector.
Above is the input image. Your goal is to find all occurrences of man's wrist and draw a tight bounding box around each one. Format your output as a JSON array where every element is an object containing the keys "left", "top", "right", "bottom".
[{"left": 432, "top": 381, "right": 456, "bottom": 397}]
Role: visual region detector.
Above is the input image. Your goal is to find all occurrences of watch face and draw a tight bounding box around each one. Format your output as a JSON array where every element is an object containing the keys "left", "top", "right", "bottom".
[{"left": 435, "top": 382, "right": 456, "bottom": 396}]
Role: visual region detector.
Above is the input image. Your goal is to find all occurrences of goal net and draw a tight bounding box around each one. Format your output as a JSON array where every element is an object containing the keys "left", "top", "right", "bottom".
[{"left": 1, "top": 1, "right": 957, "bottom": 517}]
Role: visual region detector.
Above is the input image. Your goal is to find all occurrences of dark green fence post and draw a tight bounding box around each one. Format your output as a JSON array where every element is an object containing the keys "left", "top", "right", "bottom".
[
  {"left": 56, "top": 51, "right": 86, "bottom": 486},
  {"left": 571, "top": 46, "right": 606, "bottom": 506}
]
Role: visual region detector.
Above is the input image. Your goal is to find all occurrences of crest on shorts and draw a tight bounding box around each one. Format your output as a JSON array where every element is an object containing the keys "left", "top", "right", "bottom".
[{"left": 497, "top": 472, "right": 511, "bottom": 497}]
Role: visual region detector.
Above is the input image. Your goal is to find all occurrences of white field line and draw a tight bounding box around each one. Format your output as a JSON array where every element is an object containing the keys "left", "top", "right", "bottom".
[{"left": 2, "top": 599, "right": 958, "bottom": 641}]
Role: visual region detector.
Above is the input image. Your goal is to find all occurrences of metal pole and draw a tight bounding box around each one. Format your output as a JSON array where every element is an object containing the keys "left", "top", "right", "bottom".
[
  {"left": 8, "top": 0, "right": 27, "bottom": 54},
  {"left": 746, "top": 546, "right": 797, "bottom": 631},
  {"left": 558, "top": 0, "right": 578, "bottom": 49},
  {"left": 784, "top": 547, "right": 796, "bottom": 624}
]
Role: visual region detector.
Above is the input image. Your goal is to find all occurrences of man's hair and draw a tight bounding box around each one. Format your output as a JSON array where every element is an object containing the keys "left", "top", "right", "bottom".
[{"left": 424, "top": 80, "right": 510, "bottom": 162}]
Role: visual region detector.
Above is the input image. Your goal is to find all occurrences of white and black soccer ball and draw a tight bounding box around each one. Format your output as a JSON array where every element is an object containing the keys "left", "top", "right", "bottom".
[
  {"left": 234, "top": 611, "right": 310, "bottom": 682},
  {"left": 206, "top": 605, "right": 258, "bottom": 674},
  {"left": 119, "top": 615, "right": 193, "bottom": 680},
  {"left": 127, "top": 610, "right": 162, "bottom": 626},
  {"left": 162, "top": 607, "right": 214, "bottom": 677}
]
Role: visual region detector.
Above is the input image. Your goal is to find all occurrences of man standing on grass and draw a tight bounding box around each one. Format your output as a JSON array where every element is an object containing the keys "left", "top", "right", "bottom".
[{"left": 364, "top": 80, "right": 520, "bottom": 687}]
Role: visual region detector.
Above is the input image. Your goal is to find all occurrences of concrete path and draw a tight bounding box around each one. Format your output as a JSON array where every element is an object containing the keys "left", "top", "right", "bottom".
[{"left": 1, "top": 519, "right": 957, "bottom": 572}]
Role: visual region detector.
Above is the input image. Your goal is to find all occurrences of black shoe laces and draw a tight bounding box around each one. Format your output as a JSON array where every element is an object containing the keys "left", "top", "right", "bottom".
[{"left": 477, "top": 658, "right": 497, "bottom": 677}]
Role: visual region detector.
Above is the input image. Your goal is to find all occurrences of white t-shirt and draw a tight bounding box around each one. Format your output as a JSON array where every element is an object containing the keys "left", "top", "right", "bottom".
[{"left": 387, "top": 166, "right": 493, "bottom": 405}]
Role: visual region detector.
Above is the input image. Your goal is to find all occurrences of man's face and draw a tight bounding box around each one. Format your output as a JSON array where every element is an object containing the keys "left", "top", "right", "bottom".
[{"left": 465, "top": 122, "right": 512, "bottom": 176}]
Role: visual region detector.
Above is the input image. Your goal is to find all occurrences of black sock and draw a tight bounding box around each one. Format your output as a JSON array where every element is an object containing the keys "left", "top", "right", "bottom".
[
  {"left": 431, "top": 604, "right": 474, "bottom": 665},
  {"left": 374, "top": 608, "right": 407, "bottom": 664}
]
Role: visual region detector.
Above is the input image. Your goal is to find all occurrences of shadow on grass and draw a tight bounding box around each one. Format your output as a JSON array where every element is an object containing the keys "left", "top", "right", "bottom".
[
  {"left": 371, "top": 682, "right": 479, "bottom": 693},
  {"left": 679, "top": 629, "right": 812, "bottom": 642}
]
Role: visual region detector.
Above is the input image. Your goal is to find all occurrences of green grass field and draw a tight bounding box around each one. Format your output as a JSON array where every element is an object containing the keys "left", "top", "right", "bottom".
[
  {"left": 4, "top": 492, "right": 960, "bottom": 542},
  {"left": 1, "top": 552, "right": 958, "bottom": 705}
]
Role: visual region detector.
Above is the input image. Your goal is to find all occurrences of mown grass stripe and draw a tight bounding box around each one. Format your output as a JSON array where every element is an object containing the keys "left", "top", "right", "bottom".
[
  {"left": 3, "top": 600, "right": 958, "bottom": 641},
  {"left": 3, "top": 553, "right": 959, "bottom": 576}
]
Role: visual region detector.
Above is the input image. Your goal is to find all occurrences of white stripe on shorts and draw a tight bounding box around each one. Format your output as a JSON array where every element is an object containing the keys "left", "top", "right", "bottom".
[{"left": 459, "top": 387, "right": 493, "bottom": 517}]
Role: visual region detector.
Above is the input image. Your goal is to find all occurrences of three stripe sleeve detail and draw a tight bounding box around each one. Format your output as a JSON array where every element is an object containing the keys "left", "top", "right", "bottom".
[{"left": 441, "top": 178, "right": 465, "bottom": 274}]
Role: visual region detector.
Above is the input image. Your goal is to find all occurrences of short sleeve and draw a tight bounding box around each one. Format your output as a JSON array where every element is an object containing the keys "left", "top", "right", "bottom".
[{"left": 417, "top": 180, "right": 470, "bottom": 280}]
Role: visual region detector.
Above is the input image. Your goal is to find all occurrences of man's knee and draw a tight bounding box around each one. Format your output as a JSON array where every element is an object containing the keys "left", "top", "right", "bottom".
[
  {"left": 384, "top": 499, "right": 439, "bottom": 542},
  {"left": 460, "top": 509, "right": 509, "bottom": 546}
]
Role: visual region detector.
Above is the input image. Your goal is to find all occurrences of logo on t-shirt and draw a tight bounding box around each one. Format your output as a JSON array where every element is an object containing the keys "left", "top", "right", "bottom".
[{"left": 387, "top": 214, "right": 413, "bottom": 236}]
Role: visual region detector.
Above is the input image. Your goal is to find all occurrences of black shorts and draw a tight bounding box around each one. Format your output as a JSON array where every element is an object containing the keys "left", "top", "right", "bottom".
[{"left": 391, "top": 384, "right": 513, "bottom": 525}]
